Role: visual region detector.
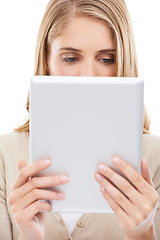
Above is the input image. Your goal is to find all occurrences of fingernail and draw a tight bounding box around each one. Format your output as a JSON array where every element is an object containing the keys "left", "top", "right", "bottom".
[
  {"left": 95, "top": 173, "right": 103, "bottom": 182},
  {"left": 60, "top": 176, "right": 69, "bottom": 183},
  {"left": 98, "top": 164, "right": 107, "bottom": 173},
  {"left": 112, "top": 157, "right": 120, "bottom": 165},
  {"left": 57, "top": 192, "right": 65, "bottom": 199},
  {"left": 43, "top": 159, "right": 51, "bottom": 165},
  {"left": 101, "top": 186, "right": 106, "bottom": 194}
]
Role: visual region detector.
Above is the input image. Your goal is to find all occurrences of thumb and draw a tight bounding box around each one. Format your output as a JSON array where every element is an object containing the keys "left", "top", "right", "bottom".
[
  {"left": 17, "top": 160, "right": 28, "bottom": 171},
  {"left": 141, "top": 158, "right": 153, "bottom": 187}
]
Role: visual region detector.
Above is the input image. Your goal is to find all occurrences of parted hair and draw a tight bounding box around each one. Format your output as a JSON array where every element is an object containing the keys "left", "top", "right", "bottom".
[{"left": 14, "top": 0, "right": 150, "bottom": 134}]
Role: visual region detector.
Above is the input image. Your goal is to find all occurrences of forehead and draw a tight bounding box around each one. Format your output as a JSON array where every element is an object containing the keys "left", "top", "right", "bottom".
[{"left": 51, "top": 16, "right": 115, "bottom": 51}]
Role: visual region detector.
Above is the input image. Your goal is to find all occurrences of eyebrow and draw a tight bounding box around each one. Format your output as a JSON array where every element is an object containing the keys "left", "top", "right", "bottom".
[
  {"left": 58, "top": 47, "right": 116, "bottom": 53},
  {"left": 97, "top": 49, "right": 116, "bottom": 54}
]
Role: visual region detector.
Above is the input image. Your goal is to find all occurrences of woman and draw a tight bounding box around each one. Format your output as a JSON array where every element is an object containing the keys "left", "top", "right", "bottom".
[{"left": 0, "top": 0, "right": 159, "bottom": 240}]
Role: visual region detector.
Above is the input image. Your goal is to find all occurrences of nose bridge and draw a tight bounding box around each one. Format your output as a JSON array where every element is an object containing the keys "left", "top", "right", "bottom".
[{"left": 80, "top": 59, "right": 97, "bottom": 77}]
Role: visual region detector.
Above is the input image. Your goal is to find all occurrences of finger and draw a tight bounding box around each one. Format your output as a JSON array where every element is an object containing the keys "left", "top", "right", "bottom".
[
  {"left": 112, "top": 156, "right": 153, "bottom": 194},
  {"left": 9, "top": 175, "right": 69, "bottom": 204},
  {"left": 14, "top": 201, "right": 52, "bottom": 225},
  {"left": 35, "top": 212, "right": 46, "bottom": 226},
  {"left": 11, "top": 189, "right": 65, "bottom": 213},
  {"left": 18, "top": 160, "right": 28, "bottom": 171},
  {"left": 141, "top": 158, "right": 153, "bottom": 186},
  {"left": 99, "top": 186, "right": 131, "bottom": 227},
  {"left": 95, "top": 173, "right": 138, "bottom": 217},
  {"left": 97, "top": 164, "right": 141, "bottom": 202},
  {"left": 100, "top": 185, "right": 158, "bottom": 233},
  {"left": 17, "top": 160, "right": 29, "bottom": 183},
  {"left": 13, "top": 159, "right": 51, "bottom": 189}
]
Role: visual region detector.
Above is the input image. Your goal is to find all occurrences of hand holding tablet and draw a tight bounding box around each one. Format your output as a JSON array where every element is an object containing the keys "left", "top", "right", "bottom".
[{"left": 30, "top": 76, "right": 144, "bottom": 213}]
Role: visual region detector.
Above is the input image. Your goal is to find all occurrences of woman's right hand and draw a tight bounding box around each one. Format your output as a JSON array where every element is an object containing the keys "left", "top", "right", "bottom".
[{"left": 8, "top": 159, "right": 69, "bottom": 240}]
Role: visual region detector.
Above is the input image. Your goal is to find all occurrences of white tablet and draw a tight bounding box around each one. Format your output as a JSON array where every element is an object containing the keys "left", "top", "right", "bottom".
[{"left": 29, "top": 76, "right": 144, "bottom": 213}]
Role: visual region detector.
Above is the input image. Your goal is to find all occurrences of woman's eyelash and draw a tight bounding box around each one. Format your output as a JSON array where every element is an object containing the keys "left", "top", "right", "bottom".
[
  {"left": 62, "top": 57, "right": 115, "bottom": 64},
  {"left": 62, "top": 57, "right": 79, "bottom": 63},
  {"left": 101, "top": 58, "right": 115, "bottom": 64}
]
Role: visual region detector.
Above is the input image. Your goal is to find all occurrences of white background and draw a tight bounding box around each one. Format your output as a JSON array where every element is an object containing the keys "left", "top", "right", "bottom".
[{"left": 0, "top": 0, "right": 159, "bottom": 135}]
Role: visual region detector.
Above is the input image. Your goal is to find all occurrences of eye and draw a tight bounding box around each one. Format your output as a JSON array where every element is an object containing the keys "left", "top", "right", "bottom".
[
  {"left": 100, "top": 58, "right": 115, "bottom": 64},
  {"left": 62, "top": 57, "right": 80, "bottom": 63}
]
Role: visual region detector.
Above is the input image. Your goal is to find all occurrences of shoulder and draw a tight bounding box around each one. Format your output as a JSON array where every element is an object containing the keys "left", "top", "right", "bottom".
[
  {"left": 143, "top": 134, "right": 160, "bottom": 158},
  {"left": 142, "top": 134, "right": 160, "bottom": 179},
  {"left": 0, "top": 131, "right": 29, "bottom": 187},
  {"left": 0, "top": 130, "right": 29, "bottom": 145},
  {"left": 0, "top": 131, "right": 29, "bottom": 155},
  {"left": 143, "top": 133, "right": 160, "bottom": 145},
  {"left": 0, "top": 131, "right": 29, "bottom": 169}
]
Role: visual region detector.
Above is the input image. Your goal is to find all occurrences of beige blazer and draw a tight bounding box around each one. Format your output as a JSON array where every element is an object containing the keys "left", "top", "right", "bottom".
[{"left": 0, "top": 131, "right": 160, "bottom": 240}]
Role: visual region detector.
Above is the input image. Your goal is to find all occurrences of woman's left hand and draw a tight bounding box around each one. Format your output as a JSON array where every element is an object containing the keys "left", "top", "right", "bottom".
[{"left": 95, "top": 157, "right": 159, "bottom": 240}]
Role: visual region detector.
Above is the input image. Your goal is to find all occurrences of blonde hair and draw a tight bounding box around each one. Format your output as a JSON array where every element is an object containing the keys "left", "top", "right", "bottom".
[{"left": 14, "top": 0, "right": 150, "bottom": 134}]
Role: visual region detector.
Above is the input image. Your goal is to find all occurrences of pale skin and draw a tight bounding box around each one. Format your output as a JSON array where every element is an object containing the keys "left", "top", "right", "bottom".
[{"left": 8, "top": 16, "right": 159, "bottom": 240}]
